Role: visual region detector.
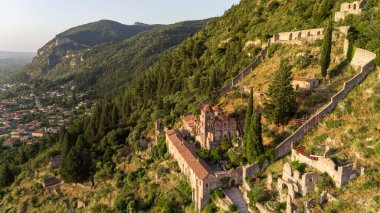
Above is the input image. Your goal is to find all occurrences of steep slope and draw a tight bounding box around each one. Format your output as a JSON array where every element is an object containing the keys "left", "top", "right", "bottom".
[
  {"left": 2, "top": 0, "right": 380, "bottom": 212},
  {"left": 40, "top": 20, "right": 209, "bottom": 98},
  {"left": 299, "top": 69, "right": 380, "bottom": 212},
  {"left": 23, "top": 20, "right": 158, "bottom": 78}
]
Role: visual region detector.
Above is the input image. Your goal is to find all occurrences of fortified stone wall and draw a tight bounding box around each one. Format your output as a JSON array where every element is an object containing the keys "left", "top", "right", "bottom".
[
  {"left": 274, "top": 49, "right": 376, "bottom": 160},
  {"left": 269, "top": 26, "right": 350, "bottom": 46}
]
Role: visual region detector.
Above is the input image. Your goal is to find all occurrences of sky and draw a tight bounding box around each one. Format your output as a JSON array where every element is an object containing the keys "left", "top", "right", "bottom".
[{"left": 0, "top": 0, "right": 240, "bottom": 52}]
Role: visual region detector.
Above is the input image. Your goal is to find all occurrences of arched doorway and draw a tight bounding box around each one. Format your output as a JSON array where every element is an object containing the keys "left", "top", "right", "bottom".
[
  {"left": 289, "top": 33, "right": 293, "bottom": 41},
  {"left": 230, "top": 179, "right": 236, "bottom": 187},
  {"left": 281, "top": 183, "right": 288, "bottom": 195},
  {"left": 353, "top": 4, "right": 357, "bottom": 10},
  {"left": 274, "top": 34, "right": 280, "bottom": 41}
]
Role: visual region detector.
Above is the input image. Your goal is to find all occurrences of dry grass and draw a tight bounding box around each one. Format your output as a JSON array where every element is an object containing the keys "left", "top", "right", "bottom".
[
  {"left": 218, "top": 35, "right": 358, "bottom": 148},
  {"left": 300, "top": 69, "right": 380, "bottom": 212}
]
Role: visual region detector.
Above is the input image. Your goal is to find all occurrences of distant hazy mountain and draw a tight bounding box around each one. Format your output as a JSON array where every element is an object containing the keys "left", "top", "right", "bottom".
[
  {"left": 0, "top": 52, "right": 35, "bottom": 82},
  {"left": 23, "top": 20, "right": 159, "bottom": 77},
  {"left": 20, "top": 19, "right": 208, "bottom": 98}
]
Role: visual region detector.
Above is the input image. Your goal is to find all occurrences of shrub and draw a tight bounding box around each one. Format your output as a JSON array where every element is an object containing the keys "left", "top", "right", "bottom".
[
  {"left": 30, "top": 195, "right": 38, "bottom": 207},
  {"left": 290, "top": 161, "right": 306, "bottom": 173},
  {"left": 220, "top": 177, "right": 230, "bottom": 188},
  {"left": 372, "top": 97, "right": 380, "bottom": 113},
  {"left": 267, "top": 1, "right": 280, "bottom": 12},
  {"left": 203, "top": 203, "right": 218, "bottom": 213},
  {"left": 312, "top": 133, "right": 328, "bottom": 143},
  {"left": 373, "top": 195, "right": 380, "bottom": 204},
  {"left": 113, "top": 194, "right": 128, "bottom": 212},
  {"left": 247, "top": 182, "right": 269, "bottom": 204},
  {"left": 229, "top": 203, "right": 238, "bottom": 212},
  {"left": 197, "top": 149, "right": 210, "bottom": 160},
  {"left": 295, "top": 55, "right": 311, "bottom": 69},
  {"left": 316, "top": 172, "right": 334, "bottom": 191},
  {"left": 152, "top": 134, "right": 167, "bottom": 160},
  {"left": 375, "top": 143, "right": 380, "bottom": 156},
  {"left": 266, "top": 44, "right": 279, "bottom": 58},
  {"left": 325, "top": 120, "right": 342, "bottom": 129},
  {"left": 31, "top": 182, "right": 43, "bottom": 191},
  {"left": 212, "top": 188, "right": 225, "bottom": 199},
  {"left": 91, "top": 204, "right": 113, "bottom": 213}
]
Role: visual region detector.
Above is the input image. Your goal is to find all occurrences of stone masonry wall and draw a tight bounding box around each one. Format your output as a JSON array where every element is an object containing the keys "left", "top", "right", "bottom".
[{"left": 274, "top": 49, "right": 377, "bottom": 160}]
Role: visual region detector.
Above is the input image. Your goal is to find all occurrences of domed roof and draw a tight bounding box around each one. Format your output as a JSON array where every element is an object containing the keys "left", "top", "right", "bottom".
[
  {"left": 202, "top": 104, "right": 212, "bottom": 112},
  {"left": 212, "top": 106, "right": 222, "bottom": 112}
]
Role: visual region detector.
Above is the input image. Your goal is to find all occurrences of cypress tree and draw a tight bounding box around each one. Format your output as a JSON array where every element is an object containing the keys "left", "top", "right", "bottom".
[
  {"left": 245, "top": 109, "right": 264, "bottom": 163},
  {"left": 320, "top": 18, "right": 333, "bottom": 78},
  {"left": 243, "top": 88, "right": 254, "bottom": 156},
  {"left": 111, "top": 104, "right": 119, "bottom": 128},
  {"left": 0, "top": 164, "right": 14, "bottom": 188},
  {"left": 264, "top": 60, "right": 297, "bottom": 129},
  {"left": 61, "top": 133, "right": 74, "bottom": 158}
]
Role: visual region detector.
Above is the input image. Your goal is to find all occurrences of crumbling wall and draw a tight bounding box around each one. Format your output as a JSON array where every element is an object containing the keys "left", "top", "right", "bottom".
[
  {"left": 291, "top": 148, "right": 362, "bottom": 187},
  {"left": 335, "top": 0, "right": 366, "bottom": 21}
]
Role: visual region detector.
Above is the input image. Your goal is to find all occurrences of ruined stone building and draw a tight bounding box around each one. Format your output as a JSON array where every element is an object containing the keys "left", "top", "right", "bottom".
[
  {"left": 350, "top": 48, "right": 377, "bottom": 71},
  {"left": 335, "top": 0, "right": 366, "bottom": 21},
  {"left": 275, "top": 162, "right": 319, "bottom": 202},
  {"left": 292, "top": 77, "right": 320, "bottom": 90},
  {"left": 165, "top": 130, "right": 242, "bottom": 211},
  {"left": 292, "top": 147, "right": 363, "bottom": 188},
  {"left": 182, "top": 104, "right": 242, "bottom": 150}
]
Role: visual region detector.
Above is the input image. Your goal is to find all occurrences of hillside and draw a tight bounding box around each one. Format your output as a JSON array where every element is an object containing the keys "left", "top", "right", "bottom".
[
  {"left": 22, "top": 20, "right": 158, "bottom": 78},
  {"left": 263, "top": 69, "right": 380, "bottom": 212},
  {"left": 36, "top": 20, "right": 209, "bottom": 98},
  {"left": 1, "top": 0, "right": 379, "bottom": 212}
]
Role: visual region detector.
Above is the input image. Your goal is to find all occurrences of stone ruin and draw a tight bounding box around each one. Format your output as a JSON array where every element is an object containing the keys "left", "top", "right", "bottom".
[
  {"left": 350, "top": 48, "right": 377, "bottom": 72},
  {"left": 291, "top": 146, "right": 364, "bottom": 188},
  {"left": 335, "top": 0, "right": 366, "bottom": 21},
  {"left": 269, "top": 26, "right": 350, "bottom": 46},
  {"left": 272, "top": 162, "right": 319, "bottom": 202}
]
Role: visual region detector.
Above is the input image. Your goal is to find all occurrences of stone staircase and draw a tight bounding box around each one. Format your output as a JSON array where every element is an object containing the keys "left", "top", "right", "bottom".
[{"left": 223, "top": 187, "right": 249, "bottom": 213}]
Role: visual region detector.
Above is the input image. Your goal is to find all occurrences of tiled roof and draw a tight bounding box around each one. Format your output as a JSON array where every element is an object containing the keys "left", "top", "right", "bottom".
[
  {"left": 183, "top": 115, "right": 196, "bottom": 127},
  {"left": 165, "top": 130, "right": 214, "bottom": 180},
  {"left": 212, "top": 106, "right": 222, "bottom": 112},
  {"left": 202, "top": 104, "right": 212, "bottom": 112},
  {"left": 293, "top": 146, "right": 318, "bottom": 161},
  {"left": 292, "top": 76, "right": 316, "bottom": 82}
]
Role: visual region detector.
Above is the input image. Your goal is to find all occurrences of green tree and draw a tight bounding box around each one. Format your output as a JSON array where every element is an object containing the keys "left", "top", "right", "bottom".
[
  {"left": 60, "top": 136, "right": 92, "bottom": 182},
  {"left": 320, "top": 18, "right": 333, "bottom": 78},
  {"left": 0, "top": 164, "right": 14, "bottom": 188},
  {"left": 243, "top": 88, "right": 254, "bottom": 155},
  {"left": 220, "top": 138, "right": 231, "bottom": 152},
  {"left": 61, "top": 133, "right": 74, "bottom": 158},
  {"left": 245, "top": 109, "right": 264, "bottom": 163},
  {"left": 264, "top": 60, "right": 297, "bottom": 129}
]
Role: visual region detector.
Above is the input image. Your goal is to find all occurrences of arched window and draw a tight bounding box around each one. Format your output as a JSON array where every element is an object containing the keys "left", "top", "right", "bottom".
[
  {"left": 205, "top": 183, "right": 209, "bottom": 188},
  {"left": 354, "top": 4, "right": 357, "bottom": 10}
]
